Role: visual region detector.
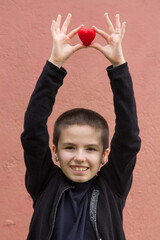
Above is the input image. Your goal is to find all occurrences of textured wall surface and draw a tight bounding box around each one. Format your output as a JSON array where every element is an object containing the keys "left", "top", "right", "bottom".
[{"left": 1, "top": 0, "right": 160, "bottom": 239}]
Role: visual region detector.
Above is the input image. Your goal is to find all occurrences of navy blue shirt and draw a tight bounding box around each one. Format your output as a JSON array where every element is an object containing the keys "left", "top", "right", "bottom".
[{"left": 52, "top": 178, "right": 97, "bottom": 240}]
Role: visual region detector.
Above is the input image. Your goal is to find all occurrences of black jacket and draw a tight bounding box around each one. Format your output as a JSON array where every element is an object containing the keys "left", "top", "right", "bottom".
[{"left": 21, "top": 61, "right": 141, "bottom": 240}]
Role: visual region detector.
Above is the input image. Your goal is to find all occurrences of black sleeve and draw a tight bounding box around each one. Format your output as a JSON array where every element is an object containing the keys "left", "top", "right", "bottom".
[
  {"left": 21, "top": 60, "right": 67, "bottom": 202},
  {"left": 100, "top": 63, "right": 141, "bottom": 199}
]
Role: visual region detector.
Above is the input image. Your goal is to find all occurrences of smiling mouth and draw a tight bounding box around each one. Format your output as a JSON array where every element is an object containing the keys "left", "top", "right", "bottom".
[{"left": 70, "top": 166, "right": 89, "bottom": 172}]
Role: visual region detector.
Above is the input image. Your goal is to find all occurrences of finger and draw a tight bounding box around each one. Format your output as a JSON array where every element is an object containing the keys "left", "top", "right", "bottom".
[
  {"left": 61, "top": 13, "right": 72, "bottom": 34},
  {"left": 51, "top": 20, "right": 56, "bottom": 31},
  {"left": 72, "top": 43, "right": 86, "bottom": 53},
  {"left": 92, "top": 26, "right": 109, "bottom": 41},
  {"left": 104, "top": 13, "right": 115, "bottom": 34},
  {"left": 121, "top": 21, "right": 126, "bottom": 39},
  {"left": 68, "top": 24, "right": 84, "bottom": 39},
  {"left": 115, "top": 14, "right": 121, "bottom": 33},
  {"left": 55, "top": 14, "right": 61, "bottom": 31}
]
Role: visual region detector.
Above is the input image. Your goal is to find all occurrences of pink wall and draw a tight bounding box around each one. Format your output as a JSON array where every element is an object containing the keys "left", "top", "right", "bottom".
[{"left": 1, "top": 0, "right": 160, "bottom": 239}]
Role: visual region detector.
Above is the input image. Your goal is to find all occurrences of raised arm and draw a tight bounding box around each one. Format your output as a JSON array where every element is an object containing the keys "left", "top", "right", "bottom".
[
  {"left": 21, "top": 14, "right": 84, "bottom": 203},
  {"left": 94, "top": 14, "right": 141, "bottom": 198}
]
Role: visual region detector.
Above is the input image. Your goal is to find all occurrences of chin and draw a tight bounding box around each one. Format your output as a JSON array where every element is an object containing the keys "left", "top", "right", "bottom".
[{"left": 70, "top": 176, "right": 93, "bottom": 183}]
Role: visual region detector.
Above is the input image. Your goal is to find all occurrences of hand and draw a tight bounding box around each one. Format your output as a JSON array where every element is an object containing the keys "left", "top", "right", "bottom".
[
  {"left": 90, "top": 13, "right": 126, "bottom": 67},
  {"left": 49, "top": 13, "right": 85, "bottom": 68}
]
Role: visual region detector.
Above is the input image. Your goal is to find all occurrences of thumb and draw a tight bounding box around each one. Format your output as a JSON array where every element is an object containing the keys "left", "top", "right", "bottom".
[
  {"left": 89, "top": 43, "right": 104, "bottom": 52},
  {"left": 72, "top": 43, "right": 86, "bottom": 53}
]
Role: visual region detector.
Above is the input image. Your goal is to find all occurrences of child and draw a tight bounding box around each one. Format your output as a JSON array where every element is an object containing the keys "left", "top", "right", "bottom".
[{"left": 21, "top": 13, "right": 141, "bottom": 240}]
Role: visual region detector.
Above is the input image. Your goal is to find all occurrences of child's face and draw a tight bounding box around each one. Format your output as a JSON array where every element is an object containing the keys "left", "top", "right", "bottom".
[{"left": 53, "top": 125, "right": 109, "bottom": 183}]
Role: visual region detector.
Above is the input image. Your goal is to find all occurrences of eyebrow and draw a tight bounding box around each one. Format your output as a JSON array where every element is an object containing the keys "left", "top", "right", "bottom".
[
  {"left": 62, "top": 142, "right": 75, "bottom": 146},
  {"left": 62, "top": 143, "right": 99, "bottom": 148},
  {"left": 61, "top": 143, "right": 76, "bottom": 147},
  {"left": 86, "top": 144, "right": 99, "bottom": 148}
]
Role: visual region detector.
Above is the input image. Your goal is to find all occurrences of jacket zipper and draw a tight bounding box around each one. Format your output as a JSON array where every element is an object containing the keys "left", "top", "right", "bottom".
[
  {"left": 48, "top": 186, "right": 74, "bottom": 240},
  {"left": 89, "top": 189, "right": 102, "bottom": 240}
]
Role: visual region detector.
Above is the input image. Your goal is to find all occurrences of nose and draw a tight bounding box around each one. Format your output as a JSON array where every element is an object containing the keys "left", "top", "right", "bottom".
[{"left": 74, "top": 150, "right": 86, "bottom": 162}]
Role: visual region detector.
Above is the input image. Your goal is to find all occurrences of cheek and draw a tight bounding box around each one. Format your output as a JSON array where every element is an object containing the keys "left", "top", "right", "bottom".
[
  {"left": 58, "top": 152, "right": 73, "bottom": 164},
  {"left": 89, "top": 155, "right": 102, "bottom": 167}
]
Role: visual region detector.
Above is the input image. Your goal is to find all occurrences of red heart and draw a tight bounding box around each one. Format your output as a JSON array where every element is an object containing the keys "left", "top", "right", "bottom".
[{"left": 78, "top": 27, "right": 96, "bottom": 46}]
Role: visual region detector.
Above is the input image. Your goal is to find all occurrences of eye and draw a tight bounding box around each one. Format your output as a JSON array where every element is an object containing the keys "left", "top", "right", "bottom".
[
  {"left": 65, "top": 146, "right": 74, "bottom": 150},
  {"left": 87, "top": 147, "right": 97, "bottom": 151}
]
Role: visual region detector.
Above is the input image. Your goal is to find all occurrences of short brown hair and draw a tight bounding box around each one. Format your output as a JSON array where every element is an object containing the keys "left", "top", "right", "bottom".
[{"left": 53, "top": 108, "right": 109, "bottom": 152}]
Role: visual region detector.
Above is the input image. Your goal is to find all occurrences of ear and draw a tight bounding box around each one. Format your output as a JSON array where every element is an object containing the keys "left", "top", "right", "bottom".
[
  {"left": 52, "top": 145, "right": 59, "bottom": 162},
  {"left": 101, "top": 148, "right": 110, "bottom": 165}
]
